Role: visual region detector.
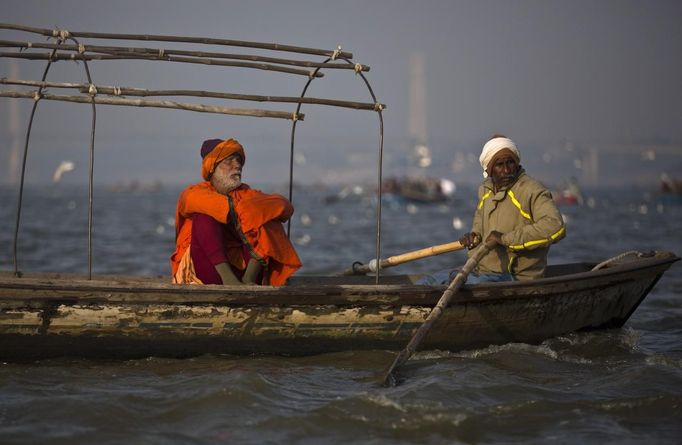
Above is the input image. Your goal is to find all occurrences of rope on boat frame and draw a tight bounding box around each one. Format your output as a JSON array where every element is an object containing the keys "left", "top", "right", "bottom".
[{"left": 591, "top": 250, "right": 646, "bottom": 271}]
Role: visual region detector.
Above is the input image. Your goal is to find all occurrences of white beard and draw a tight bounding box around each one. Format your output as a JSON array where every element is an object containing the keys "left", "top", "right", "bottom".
[{"left": 211, "top": 169, "right": 242, "bottom": 195}]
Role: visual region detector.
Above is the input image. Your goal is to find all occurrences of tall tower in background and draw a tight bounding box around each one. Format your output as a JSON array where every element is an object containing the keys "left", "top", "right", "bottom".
[
  {"left": 582, "top": 147, "right": 599, "bottom": 187},
  {"left": 408, "top": 52, "right": 431, "bottom": 172}
]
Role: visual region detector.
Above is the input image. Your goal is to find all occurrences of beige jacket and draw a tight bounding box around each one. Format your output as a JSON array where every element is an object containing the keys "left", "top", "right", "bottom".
[{"left": 468, "top": 169, "right": 565, "bottom": 280}]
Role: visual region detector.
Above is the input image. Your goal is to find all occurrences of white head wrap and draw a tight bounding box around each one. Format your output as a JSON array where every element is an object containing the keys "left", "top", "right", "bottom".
[{"left": 479, "top": 137, "right": 520, "bottom": 178}]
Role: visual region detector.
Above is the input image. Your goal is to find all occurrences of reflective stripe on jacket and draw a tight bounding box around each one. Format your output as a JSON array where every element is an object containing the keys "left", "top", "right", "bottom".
[{"left": 469, "top": 169, "right": 565, "bottom": 280}]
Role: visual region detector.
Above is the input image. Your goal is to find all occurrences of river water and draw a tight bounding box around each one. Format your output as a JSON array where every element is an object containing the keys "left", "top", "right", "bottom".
[{"left": 0, "top": 184, "right": 680, "bottom": 444}]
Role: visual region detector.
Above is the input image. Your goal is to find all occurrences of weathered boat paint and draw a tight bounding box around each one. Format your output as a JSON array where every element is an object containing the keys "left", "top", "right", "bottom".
[{"left": 0, "top": 251, "right": 678, "bottom": 361}]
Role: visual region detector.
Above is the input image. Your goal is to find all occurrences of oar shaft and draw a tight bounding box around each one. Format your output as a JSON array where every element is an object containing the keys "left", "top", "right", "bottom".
[
  {"left": 382, "top": 242, "right": 492, "bottom": 386},
  {"left": 340, "top": 240, "right": 464, "bottom": 276},
  {"left": 383, "top": 241, "right": 464, "bottom": 267}
]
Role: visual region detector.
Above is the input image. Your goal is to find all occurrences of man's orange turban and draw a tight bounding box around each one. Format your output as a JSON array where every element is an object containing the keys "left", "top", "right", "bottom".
[{"left": 200, "top": 138, "right": 245, "bottom": 181}]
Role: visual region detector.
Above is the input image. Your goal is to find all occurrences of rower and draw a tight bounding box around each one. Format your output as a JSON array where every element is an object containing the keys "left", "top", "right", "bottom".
[{"left": 420, "top": 134, "right": 565, "bottom": 284}]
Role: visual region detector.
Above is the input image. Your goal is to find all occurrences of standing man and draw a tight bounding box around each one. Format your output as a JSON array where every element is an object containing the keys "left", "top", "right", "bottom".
[
  {"left": 171, "top": 138, "right": 301, "bottom": 286},
  {"left": 459, "top": 134, "right": 565, "bottom": 282}
]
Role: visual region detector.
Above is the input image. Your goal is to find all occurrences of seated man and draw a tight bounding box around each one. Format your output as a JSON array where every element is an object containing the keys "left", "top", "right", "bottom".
[
  {"left": 420, "top": 134, "right": 565, "bottom": 285},
  {"left": 170, "top": 138, "right": 301, "bottom": 285}
]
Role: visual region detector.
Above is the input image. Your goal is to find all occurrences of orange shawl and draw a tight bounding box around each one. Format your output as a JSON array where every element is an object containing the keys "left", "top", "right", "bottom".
[{"left": 170, "top": 182, "right": 301, "bottom": 286}]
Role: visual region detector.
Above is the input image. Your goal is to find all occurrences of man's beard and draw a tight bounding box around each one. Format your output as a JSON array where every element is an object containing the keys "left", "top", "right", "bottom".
[
  {"left": 211, "top": 169, "right": 242, "bottom": 194},
  {"left": 493, "top": 172, "right": 519, "bottom": 189}
]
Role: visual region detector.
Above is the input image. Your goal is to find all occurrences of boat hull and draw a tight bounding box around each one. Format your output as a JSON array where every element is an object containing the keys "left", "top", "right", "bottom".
[{"left": 0, "top": 251, "right": 677, "bottom": 361}]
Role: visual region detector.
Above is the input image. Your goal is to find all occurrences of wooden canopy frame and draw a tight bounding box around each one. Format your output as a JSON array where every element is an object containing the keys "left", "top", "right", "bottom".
[{"left": 0, "top": 23, "right": 386, "bottom": 282}]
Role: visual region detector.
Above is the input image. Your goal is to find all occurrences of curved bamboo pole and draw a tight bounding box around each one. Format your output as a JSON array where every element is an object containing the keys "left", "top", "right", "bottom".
[
  {"left": 12, "top": 34, "right": 98, "bottom": 280},
  {"left": 65, "top": 36, "right": 100, "bottom": 280},
  {"left": 345, "top": 56, "right": 386, "bottom": 285},
  {"left": 287, "top": 56, "right": 385, "bottom": 285},
  {"left": 11, "top": 48, "right": 58, "bottom": 277},
  {"left": 286, "top": 59, "right": 326, "bottom": 237}
]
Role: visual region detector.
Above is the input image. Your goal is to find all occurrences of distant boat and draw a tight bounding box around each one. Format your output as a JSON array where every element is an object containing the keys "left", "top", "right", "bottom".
[
  {"left": 660, "top": 173, "right": 682, "bottom": 195},
  {"left": 553, "top": 178, "right": 584, "bottom": 206},
  {"left": 383, "top": 175, "right": 455, "bottom": 204},
  {"left": 323, "top": 184, "right": 367, "bottom": 205}
]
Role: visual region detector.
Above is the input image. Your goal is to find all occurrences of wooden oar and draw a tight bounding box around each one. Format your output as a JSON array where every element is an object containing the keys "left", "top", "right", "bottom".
[
  {"left": 339, "top": 240, "right": 465, "bottom": 276},
  {"left": 381, "top": 241, "right": 493, "bottom": 387}
]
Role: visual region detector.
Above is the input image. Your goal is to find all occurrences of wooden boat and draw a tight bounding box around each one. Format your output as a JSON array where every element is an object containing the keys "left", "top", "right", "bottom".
[
  {"left": 0, "top": 251, "right": 677, "bottom": 361},
  {"left": 0, "top": 25, "right": 678, "bottom": 362}
]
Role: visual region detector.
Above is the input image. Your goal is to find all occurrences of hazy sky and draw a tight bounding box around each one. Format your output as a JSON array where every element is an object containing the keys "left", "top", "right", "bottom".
[{"left": 1, "top": 0, "right": 680, "bottom": 186}]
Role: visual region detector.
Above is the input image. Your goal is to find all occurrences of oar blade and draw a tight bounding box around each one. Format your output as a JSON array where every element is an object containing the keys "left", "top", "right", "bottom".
[
  {"left": 382, "top": 370, "right": 398, "bottom": 387},
  {"left": 380, "top": 343, "right": 414, "bottom": 386}
]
